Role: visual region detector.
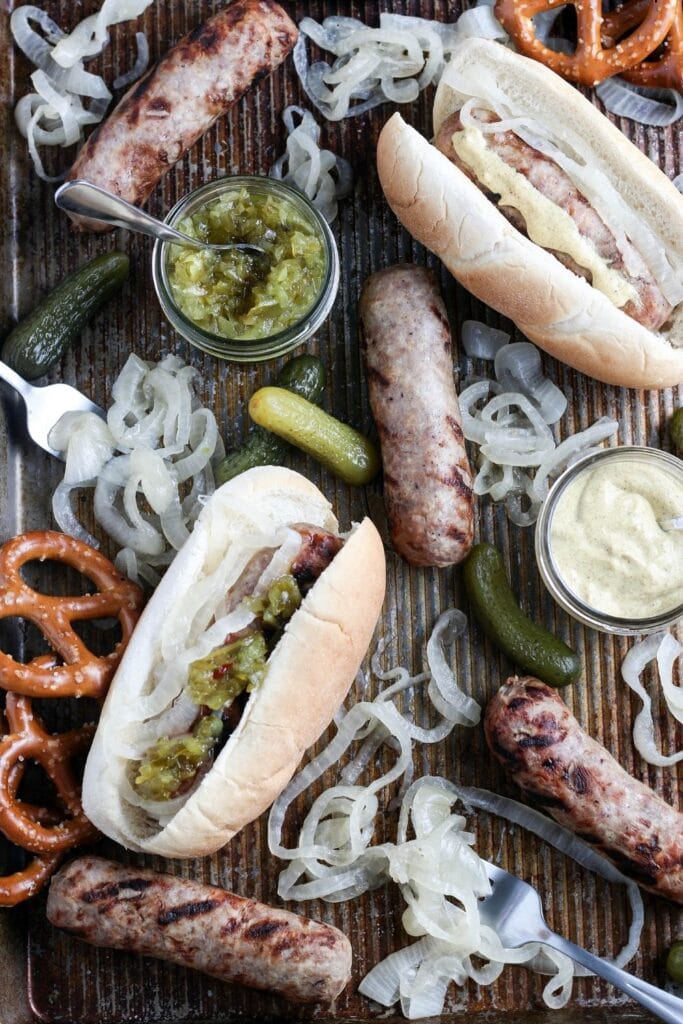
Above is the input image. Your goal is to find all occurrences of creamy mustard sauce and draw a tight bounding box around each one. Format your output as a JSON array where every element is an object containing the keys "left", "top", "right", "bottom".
[
  {"left": 450, "top": 126, "right": 638, "bottom": 310},
  {"left": 549, "top": 461, "right": 683, "bottom": 619}
]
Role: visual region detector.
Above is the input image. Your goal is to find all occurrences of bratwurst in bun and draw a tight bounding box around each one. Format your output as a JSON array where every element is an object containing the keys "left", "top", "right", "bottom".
[
  {"left": 377, "top": 38, "right": 683, "bottom": 389},
  {"left": 82, "top": 467, "right": 385, "bottom": 857}
]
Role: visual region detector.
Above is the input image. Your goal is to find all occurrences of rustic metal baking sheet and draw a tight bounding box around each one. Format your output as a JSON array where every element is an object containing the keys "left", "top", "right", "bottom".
[{"left": 1, "top": 0, "right": 682, "bottom": 1021}]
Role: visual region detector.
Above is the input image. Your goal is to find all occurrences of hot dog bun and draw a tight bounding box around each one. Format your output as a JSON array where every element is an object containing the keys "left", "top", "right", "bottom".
[
  {"left": 376, "top": 38, "right": 683, "bottom": 389},
  {"left": 82, "top": 467, "right": 386, "bottom": 857}
]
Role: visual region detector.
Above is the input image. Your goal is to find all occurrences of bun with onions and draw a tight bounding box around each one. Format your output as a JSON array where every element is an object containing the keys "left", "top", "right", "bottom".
[
  {"left": 82, "top": 467, "right": 385, "bottom": 857},
  {"left": 376, "top": 37, "right": 683, "bottom": 389}
]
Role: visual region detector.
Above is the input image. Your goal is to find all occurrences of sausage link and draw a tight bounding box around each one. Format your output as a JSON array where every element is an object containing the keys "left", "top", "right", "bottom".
[
  {"left": 67, "top": 0, "right": 298, "bottom": 230},
  {"left": 485, "top": 677, "right": 683, "bottom": 903},
  {"left": 435, "top": 111, "right": 671, "bottom": 331},
  {"left": 360, "top": 264, "right": 474, "bottom": 567},
  {"left": 47, "top": 856, "right": 352, "bottom": 1003}
]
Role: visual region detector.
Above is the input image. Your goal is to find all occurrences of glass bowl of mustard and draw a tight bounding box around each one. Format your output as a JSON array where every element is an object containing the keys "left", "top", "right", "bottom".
[
  {"left": 535, "top": 446, "right": 683, "bottom": 635},
  {"left": 152, "top": 176, "right": 340, "bottom": 362}
]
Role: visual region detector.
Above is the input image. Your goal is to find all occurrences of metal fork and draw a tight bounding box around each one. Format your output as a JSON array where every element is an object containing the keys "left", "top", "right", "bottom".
[
  {"left": 480, "top": 860, "right": 683, "bottom": 1024},
  {"left": 0, "top": 360, "right": 104, "bottom": 459}
]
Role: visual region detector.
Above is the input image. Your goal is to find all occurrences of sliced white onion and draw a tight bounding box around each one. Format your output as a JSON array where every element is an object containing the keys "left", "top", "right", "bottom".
[
  {"left": 528, "top": 417, "right": 619, "bottom": 504},
  {"left": 494, "top": 343, "right": 567, "bottom": 425},
  {"left": 54, "top": 353, "right": 222, "bottom": 584},
  {"left": 50, "top": 0, "right": 153, "bottom": 68},
  {"left": 269, "top": 105, "right": 352, "bottom": 223},
  {"left": 461, "top": 320, "right": 509, "bottom": 359},
  {"left": 51, "top": 479, "right": 99, "bottom": 548},
  {"left": 49, "top": 411, "right": 115, "bottom": 484},
  {"left": 621, "top": 632, "right": 683, "bottom": 767},
  {"left": 460, "top": 346, "right": 619, "bottom": 525},
  {"left": 596, "top": 77, "right": 683, "bottom": 128},
  {"left": 455, "top": 5, "right": 508, "bottom": 40},
  {"left": 295, "top": 13, "right": 465, "bottom": 122},
  {"left": 113, "top": 31, "right": 149, "bottom": 90},
  {"left": 11, "top": 0, "right": 153, "bottom": 180},
  {"left": 358, "top": 778, "right": 643, "bottom": 1017},
  {"left": 251, "top": 529, "right": 303, "bottom": 596}
]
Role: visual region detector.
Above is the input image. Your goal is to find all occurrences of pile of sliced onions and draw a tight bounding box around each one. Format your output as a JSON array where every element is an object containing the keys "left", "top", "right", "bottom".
[
  {"left": 596, "top": 77, "right": 683, "bottom": 128},
  {"left": 621, "top": 632, "right": 683, "bottom": 767},
  {"left": 49, "top": 353, "right": 224, "bottom": 587},
  {"left": 269, "top": 106, "right": 353, "bottom": 223},
  {"left": 11, "top": 1, "right": 152, "bottom": 181},
  {"left": 268, "top": 618, "right": 643, "bottom": 1016},
  {"left": 459, "top": 326, "right": 619, "bottom": 525},
  {"left": 293, "top": 11, "right": 507, "bottom": 122},
  {"left": 359, "top": 779, "right": 643, "bottom": 1018}
]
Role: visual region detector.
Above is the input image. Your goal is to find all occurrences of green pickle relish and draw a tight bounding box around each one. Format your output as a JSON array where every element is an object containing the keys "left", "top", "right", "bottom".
[
  {"left": 187, "top": 631, "right": 268, "bottom": 710},
  {"left": 133, "top": 576, "right": 305, "bottom": 803},
  {"left": 134, "top": 715, "right": 223, "bottom": 802},
  {"left": 166, "top": 188, "right": 326, "bottom": 340}
]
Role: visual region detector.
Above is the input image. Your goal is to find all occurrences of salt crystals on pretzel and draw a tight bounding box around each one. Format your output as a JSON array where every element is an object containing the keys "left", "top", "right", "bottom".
[
  {"left": 0, "top": 531, "right": 144, "bottom": 700},
  {"left": 0, "top": 694, "right": 98, "bottom": 906},
  {"left": 0, "top": 531, "right": 144, "bottom": 905}
]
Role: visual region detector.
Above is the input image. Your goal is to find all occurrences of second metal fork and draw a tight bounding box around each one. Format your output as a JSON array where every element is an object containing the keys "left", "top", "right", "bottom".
[{"left": 480, "top": 860, "right": 683, "bottom": 1024}]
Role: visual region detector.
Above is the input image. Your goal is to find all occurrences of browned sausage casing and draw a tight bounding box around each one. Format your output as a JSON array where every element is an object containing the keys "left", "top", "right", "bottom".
[
  {"left": 47, "top": 857, "right": 352, "bottom": 1003},
  {"left": 360, "top": 264, "right": 475, "bottom": 567},
  {"left": 67, "top": 0, "right": 298, "bottom": 230},
  {"left": 485, "top": 678, "right": 683, "bottom": 903}
]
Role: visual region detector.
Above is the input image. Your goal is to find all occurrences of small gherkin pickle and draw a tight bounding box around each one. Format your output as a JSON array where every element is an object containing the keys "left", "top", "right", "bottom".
[
  {"left": 248, "top": 386, "right": 380, "bottom": 486},
  {"left": 245, "top": 575, "right": 301, "bottom": 629},
  {"left": 187, "top": 631, "right": 268, "bottom": 710},
  {"left": 671, "top": 408, "right": 683, "bottom": 454},
  {"left": 134, "top": 716, "right": 223, "bottom": 802},
  {"left": 667, "top": 941, "right": 683, "bottom": 983}
]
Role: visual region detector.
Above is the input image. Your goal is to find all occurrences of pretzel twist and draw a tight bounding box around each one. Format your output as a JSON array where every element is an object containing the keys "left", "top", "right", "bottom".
[
  {"left": 0, "top": 531, "right": 144, "bottom": 699},
  {"left": 0, "top": 700, "right": 73, "bottom": 906},
  {"left": 0, "top": 694, "right": 97, "bottom": 856},
  {"left": 603, "top": 0, "right": 683, "bottom": 88},
  {"left": 494, "top": 0, "right": 678, "bottom": 85}
]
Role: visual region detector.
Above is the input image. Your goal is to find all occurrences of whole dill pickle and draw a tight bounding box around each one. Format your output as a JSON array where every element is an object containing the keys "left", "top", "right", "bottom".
[
  {"left": 248, "top": 387, "right": 380, "bottom": 486},
  {"left": 2, "top": 252, "right": 129, "bottom": 379},
  {"left": 463, "top": 543, "right": 581, "bottom": 688},
  {"left": 216, "top": 355, "right": 325, "bottom": 485}
]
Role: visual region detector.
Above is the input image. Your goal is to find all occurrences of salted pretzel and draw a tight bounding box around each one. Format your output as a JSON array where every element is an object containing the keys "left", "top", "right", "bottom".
[
  {"left": 494, "top": 0, "right": 678, "bottom": 85},
  {"left": 0, "top": 700, "right": 71, "bottom": 906},
  {"left": 0, "top": 531, "right": 144, "bottom": 700},
  {"left": 0, "top": 693, "right": 97, "bottom": 857},
  {"left": 603, "top": 0, "right": 683, "bottom": 89}
]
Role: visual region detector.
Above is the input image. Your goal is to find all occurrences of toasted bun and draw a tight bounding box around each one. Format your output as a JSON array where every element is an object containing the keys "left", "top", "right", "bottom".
[
  {"left": 82, "top": 467, "right": 386, "bottom": 856},
  {"left": 377, "top": 39, "right": 683, "bottom": 389}
]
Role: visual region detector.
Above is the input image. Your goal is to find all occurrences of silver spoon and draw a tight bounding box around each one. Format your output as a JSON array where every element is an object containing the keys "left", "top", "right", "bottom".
[{"left": 54, "top": 180, "right": 265, "bottom": 255}]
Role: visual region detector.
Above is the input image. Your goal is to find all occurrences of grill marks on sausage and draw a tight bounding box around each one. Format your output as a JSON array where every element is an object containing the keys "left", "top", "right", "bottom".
[
  {"left": 360, "top": 265, "right": 475, "bottom": 568},
  {"left": 485, "top": 677, "right": 683, "bottom": 903},
  {"left": 47, "top": 858, "right": 352, "bottom": 1004},
  {"left": 157, "top": 899, "right": 221, "bottom": 926},
  {"left": 82, "top": 878, "right": 151, "bottom": 903},
  {"left": 66, "top": 1, "right": 298, "bottom": 227},
  {"left": 434, "top": 110, "right": 671, "bottom": 331},
  {"left": 244, "top": 919, "right": 287, "bottom": 940}
]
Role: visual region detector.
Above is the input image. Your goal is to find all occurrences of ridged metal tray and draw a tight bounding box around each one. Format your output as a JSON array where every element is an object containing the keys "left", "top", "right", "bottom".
[{"left": 0, "top": 1, "right": 681, "bottom": 1022}]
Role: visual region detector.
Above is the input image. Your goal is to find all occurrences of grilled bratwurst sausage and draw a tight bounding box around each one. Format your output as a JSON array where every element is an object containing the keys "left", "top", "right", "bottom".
[
  {"left": 360, "top": 265, "right": 474, "bottom": 567},
  {"left": 485, "top": 678, "right": 683, "bottom": 903},
  {"left": 47, "top": 857, "right": 352, "bottom": 1003},
  {"left": 435, "top": 111, "right": 671, "bottom": 332},
  {"left": 67, "top": 0, "right": 297, "bottom": 230}
]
